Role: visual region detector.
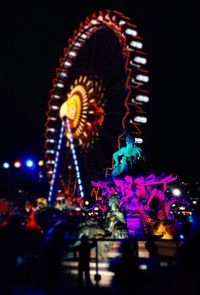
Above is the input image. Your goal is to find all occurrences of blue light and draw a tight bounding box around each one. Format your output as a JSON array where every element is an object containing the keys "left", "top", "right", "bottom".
[
  {"left": 25, "top": 159, "right": 34, "bottom": 168},
  {"left": 3, "top": 162, "right": 10, "bottom": 169},
  {"left": 65, "top": 117, "right": 85, "bottom": 198},
  {"left": 47, "top": 120, "right": 65, "bottom": 202}
]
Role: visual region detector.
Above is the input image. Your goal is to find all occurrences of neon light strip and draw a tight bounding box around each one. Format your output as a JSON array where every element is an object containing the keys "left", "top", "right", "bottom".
[
  {"left": 65, "top": 118, "right": 84, "bottom": 198},
  {"left": 48, "top": 121, "right": 65, "bottom": 203}
]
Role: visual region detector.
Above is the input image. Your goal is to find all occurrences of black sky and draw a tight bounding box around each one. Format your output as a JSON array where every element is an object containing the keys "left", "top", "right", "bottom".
[{"left": 0, "top": 1, "right": 199, "bottom": 181}]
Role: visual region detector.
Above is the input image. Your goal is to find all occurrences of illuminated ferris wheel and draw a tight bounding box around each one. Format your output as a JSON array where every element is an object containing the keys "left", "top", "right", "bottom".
[{"left": 44, "top": 10, "right": 149, "bottom": 204}]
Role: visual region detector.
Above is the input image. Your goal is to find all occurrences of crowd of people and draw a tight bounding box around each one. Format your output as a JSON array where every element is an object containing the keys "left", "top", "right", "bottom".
[{"left": 0, "top": 193, "right": 200, "bottom": 294}]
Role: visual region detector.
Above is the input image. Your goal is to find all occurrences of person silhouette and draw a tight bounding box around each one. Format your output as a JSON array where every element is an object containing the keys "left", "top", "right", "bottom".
[
  {"left": 110, "top": 237, "right": 140, "bottom": 294},
  {"left": 75, "top": 235, "right": 96, "bottom": 289},
  {"left": 0, "top": 215, "right": 24, "bottom": 294},
  {"left": 42, "top": 222, "right": 67, "bottom": 294},
  {"left": 145, "top": 236, "right": 159, "bottom": 268}
]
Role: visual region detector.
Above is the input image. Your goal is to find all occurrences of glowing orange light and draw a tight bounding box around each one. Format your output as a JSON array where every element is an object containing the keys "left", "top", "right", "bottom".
[{"left": 59, "top": 75, "right": 105, "bottom": 149}]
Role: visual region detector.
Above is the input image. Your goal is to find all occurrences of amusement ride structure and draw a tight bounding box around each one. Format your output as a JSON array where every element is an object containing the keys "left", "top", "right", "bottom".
[
  {"left": 44, "top": 10, "right": 191, "bottom": 239},
  {"left": 45, "top": 10, "right": 149, "bottom": 201}
]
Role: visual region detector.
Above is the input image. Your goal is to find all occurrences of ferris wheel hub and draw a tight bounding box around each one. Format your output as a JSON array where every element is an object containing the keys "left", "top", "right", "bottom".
[{"left": 60, "top": 93, "right": 81, "bottom": 124}]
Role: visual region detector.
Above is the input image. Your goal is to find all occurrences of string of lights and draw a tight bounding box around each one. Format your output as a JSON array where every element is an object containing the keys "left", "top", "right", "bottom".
[
  {"left": 65, "top": 118, "right": 84, "bottom": 198},
  {"left": 1, "top": 159, "right": 44, "bottom": 169},
  {"left": 47, "top": 116, "right": 85, "bottom": 205},
  {"left": 47, "top": 120, "right": 65, "bottom": 203}
]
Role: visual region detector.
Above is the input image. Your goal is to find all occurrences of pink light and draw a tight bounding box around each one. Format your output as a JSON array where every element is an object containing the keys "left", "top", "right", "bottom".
[{"left": 14, "top": 161, "right": 22, "bottom": 168}]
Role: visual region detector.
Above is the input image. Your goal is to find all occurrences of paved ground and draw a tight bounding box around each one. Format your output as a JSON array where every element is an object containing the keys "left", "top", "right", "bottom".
[
  {"left": 2, "top": 238, "right": 198, "bottom": 295},
  {"left": 6, "top": 255, "right": 180, "bottom": 295}
]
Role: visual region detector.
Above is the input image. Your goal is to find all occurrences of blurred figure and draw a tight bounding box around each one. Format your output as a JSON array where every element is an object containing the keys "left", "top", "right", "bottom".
[
  {"left": 24, "top": 201, "right": 42, "bottom": 232},
  {"left": 75, "top": 235, "right": 96, "bottom": 290},
  {"left": 145, "top": 236, "right": 159, "bottom": 268},
  {"left": 152, "top": 229, "right": 200, "bottom": 295},
  {"left": 42, "top": 222, "right": 67, "bottom": 295},
  {"left": 110, "top": 237, "right": 140, "bottom": 295},
  {"left": 175, "top": 231, "right": 200, "bottom": 295},
  {"left": 0, "top": 215, "right": 24, "bottom": 294}
]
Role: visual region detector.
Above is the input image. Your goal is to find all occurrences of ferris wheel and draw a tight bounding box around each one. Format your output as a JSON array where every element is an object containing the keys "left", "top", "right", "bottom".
[{"left": 44, "top": 10, "right": 149, "bottom": 204}]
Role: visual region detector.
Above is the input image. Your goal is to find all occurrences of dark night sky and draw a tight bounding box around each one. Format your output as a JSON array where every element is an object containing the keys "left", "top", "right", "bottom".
[{"left": 0, "top": 1, "right": 199, "bottom": 181}]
